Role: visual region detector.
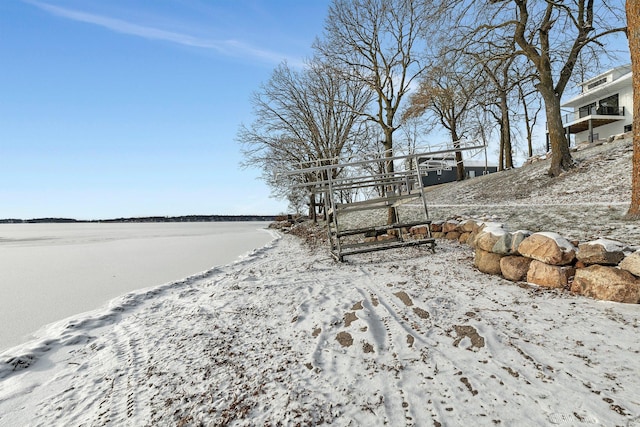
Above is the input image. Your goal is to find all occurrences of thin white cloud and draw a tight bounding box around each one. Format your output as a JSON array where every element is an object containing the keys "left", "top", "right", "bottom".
[{"left": 25, "top": 0, "right": 301, "bottom": 65}]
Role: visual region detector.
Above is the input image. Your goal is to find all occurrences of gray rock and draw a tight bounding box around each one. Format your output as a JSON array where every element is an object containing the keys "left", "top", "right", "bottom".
[{"left": 492, "top": 232, "right": 513, "bottom": 255}]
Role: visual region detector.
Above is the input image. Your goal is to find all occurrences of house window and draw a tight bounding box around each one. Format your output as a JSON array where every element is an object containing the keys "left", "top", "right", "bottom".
[
  {"left": 579, "top": 102, "right": 596, "bottom": 118},
  {"left": 598, "top": 94, "right": 619, "bottom": 115},
  {"left": 468, "top": 170, "right": 476, "bottom": 178},
  {"left": 625, "top": 124, "right": 633, "bottom": 133},
  {"left": 587, "top": 77, "right": 607, "bottom": 90}
]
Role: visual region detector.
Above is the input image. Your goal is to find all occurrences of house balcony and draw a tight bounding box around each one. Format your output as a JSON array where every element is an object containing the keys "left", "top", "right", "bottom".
[{"left": 561, "top": 106, "right": 625, "bottom": 134}]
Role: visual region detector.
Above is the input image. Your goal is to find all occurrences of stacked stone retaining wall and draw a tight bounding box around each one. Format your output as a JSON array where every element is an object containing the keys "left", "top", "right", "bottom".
[{"left": 409, "top": 219, "right": 640, "bottom": 304}]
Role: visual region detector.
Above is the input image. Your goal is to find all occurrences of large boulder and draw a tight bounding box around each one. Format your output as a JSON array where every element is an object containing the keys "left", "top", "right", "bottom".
[
  {"left": 442, "top": 220, "right": 460, "bottom": 233},
  {"left": 527, "top": 260, "right": 575, "bottom": 289},
  {"left": 571, "top": 265, "right": 640, "bottom": 304},
  {"left": 474, "top": 223, "right": 508, "bottom": 253},
  {"left": 474, "top": 249, "right": 504, "bottom": 275},
  {"left": 492, "top": 232, "right": 513, "bottom": 255},
  {"left": 619, "top": 250, "right": 640, "bottom": 277},
  {"left": 458, "top": 232, "right": 471, "bottom": 244},
  {"left": 518, "top": 232, "right": 576, "bottom": 266},
  {"left": 577, "top": 239, "right": 625, "bottom": 266},
  {"left": 466, "top": 225, "right": 483, "bottom": 249},
  {"left": 500, "top": 256, "right": 533, "bottom": 282},
  {"left": 459, "top": 219, "right": 478, "bottom": 233},
  {"left": 409, "top": 224, "right": 430, "bottom": 238},
  {"left": 430, "top": 221, "right": 444, "bottom": 233},
  {"left": 445, "top": 231, "right": 461, "bottom": 240}
]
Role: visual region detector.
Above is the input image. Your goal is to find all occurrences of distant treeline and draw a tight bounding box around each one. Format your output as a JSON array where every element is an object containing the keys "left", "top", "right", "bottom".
[{"left": 0, "top": 215, "right": 277, "bottom": 224}]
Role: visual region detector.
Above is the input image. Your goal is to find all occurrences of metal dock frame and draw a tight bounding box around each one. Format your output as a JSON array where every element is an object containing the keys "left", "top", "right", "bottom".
[{"left": 282, "top": 142, "right": 486, "bottom": 261}]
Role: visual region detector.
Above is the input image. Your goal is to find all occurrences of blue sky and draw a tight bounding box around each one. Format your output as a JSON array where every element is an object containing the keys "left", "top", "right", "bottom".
[
  {"left": 0, "top": 0, "right": 329, "bottom": 219},
  {"left": 0, "top": 1, "right": 631, "bottom": 220}
]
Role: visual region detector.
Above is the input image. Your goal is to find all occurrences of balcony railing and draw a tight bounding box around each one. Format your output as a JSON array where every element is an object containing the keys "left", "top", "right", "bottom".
[{"left": 562, "top": 106, "right": 625, "bottom": 124}]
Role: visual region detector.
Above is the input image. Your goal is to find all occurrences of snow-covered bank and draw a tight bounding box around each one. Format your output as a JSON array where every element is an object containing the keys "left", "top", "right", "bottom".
[
  {"left": 2, "top": 233, "right": 639, "bottom": 426},
  {"left": 424, "top": 139, "right": 639, "bottom": 245},
  {"left": 0, "top": 222, "right": 274, "bottom": 350}
]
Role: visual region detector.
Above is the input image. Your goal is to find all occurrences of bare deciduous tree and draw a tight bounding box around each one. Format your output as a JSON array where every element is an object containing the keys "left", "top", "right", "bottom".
[
  {"left": 484, "top": 0, "right": 627, "bottom": 177},
  {"left": 237, "top": 58, "right": 372, "bottom": 220},
  {"left": 404, "top": 53, "right": 483, "bottom": 181},
  {"left": 516, "top": 78, "right": 543, "bottom": 158},
  {"left": 471, "top": 51, "right": 521, "bottom": 170},
  {"left": 314, "top": 0, "right": 434, "bottom": 221}
]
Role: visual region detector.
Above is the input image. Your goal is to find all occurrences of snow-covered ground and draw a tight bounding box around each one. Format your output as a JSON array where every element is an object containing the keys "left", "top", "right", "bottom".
[
  {"left": 1, "top": 234, "right": 638, "bottom": 426},
  {"left": 425, "top": 138, "right": 636, "bottom": 245},
  {"left": 1, "top": 140, "right": 639, "bottom": 426}
]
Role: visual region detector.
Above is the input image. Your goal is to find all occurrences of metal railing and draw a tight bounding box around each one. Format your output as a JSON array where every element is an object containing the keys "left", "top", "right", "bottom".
[
  {"left": 562, "top": 106, "right": 625, "bottom": 124},
  {"left": 279, "top": 140, "right": 487, "bottom": 261}
]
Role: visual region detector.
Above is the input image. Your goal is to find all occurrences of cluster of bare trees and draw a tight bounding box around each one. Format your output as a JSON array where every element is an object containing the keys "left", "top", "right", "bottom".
[
  {"left": 237, "top": 58, "right": 374, "bottom": 219},
  {"left": 238, "top": 0, "right": 630, "bottom": 215}
]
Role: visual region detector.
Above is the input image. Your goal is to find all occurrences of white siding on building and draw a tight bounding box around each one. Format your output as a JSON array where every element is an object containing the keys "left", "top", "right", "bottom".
[{"left": 561, "top": 65, "right": 633, "bottom": 144}]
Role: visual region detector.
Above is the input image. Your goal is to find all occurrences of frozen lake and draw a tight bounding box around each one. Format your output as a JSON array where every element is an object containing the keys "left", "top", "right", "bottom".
[{"left": 0, "top": 222, "right": 274, "bottom": 351}]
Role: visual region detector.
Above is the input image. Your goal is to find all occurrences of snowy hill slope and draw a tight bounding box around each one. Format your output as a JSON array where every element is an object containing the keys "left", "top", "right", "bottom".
[{"left": 424, "top": 138, "right": 638, "bottom": 244}]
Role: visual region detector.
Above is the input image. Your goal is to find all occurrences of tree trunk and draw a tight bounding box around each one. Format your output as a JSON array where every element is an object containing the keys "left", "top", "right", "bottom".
[
  {"left": 383, "top": 128, "right": 398, "bottom": 224},
  {"left": 627, "top": 0, "right": 640, "bottom": 218},
  {"left": 523, "top": 99, "right": 534, "bottom": 158},
  {"left": 498, "top": 128, "right": 505, "bottom": 171},
  {"left": 320, "top": 193, "right": 327, "bottom": 221},
  {"left": 450, "top": 126, "right": 465, "bottom": 181},
  {"left": 309, "top": 194, "right": 317, "bottom": 224},
  {"left": 519, "top": 84, "right": 535, "bottom": 158},
  {"left": 500, "top": 94, "right": 513, "bottom": 169},
  {"left": 540, "top": 87, "right": 574, "bottom": 176}
]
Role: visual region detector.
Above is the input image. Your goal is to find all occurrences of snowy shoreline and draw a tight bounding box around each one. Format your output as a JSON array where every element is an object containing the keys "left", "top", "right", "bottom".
[
  {"left": 0, "top": 228, "right": 281, "bottom": 374},
  {"left": 1, "top": 232, "right": 639, "bottom": 425},
  {"left": 0, "top": 222, "right": 275, "bottom": 351}
]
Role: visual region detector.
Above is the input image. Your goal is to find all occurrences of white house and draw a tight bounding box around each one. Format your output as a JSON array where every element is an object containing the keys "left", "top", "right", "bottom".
[{"left": 561, "top": 64, "right": 633, "bottom": 145}]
